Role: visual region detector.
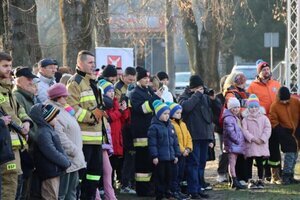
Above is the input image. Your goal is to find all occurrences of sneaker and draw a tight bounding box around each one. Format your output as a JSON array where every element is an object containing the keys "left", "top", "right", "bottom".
[
  {"left": 201, "top": 182, "right": 213, "bottom": 190},
  {"left": 172, "top": 192, "right": 189, "bottom": 200},
  {"left": 120, "top": 186, "right": 136, "bottom": 194},
  {"left": 198, "top": 190, "right": 209, "bottom": 198},
  {"left": 256, "top": 179, "right": 264, "bottom": 189},
  {"left": 216, "top": 174, "right": 228, "bottom": 183},
  {"left": 248, "top": 179, "right": 258, "bottom": 189},
  {"left": 239, "top": 180, "right": 248, "bottom": 186},
  {"left": 270, "top": 178, "right": 282, "bottom": 184},
  {"left": 190, "top": 194, "right": 202, "bottom": 200}
]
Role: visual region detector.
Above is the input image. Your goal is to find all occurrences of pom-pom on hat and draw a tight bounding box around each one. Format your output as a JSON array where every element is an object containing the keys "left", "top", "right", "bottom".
[
  {"left": 166, "top": 102, "right": 182, "bottom": 118},
  {"left": 247, "top": 94, "right": 260, "bottom": 108},
  {"left": 42, "top": 104, "right": 60, "bottom": 123},
  {"left": 136, "top": 66, "right": 150, "bottom": 81},
  {"left": 227, "top": 97, "right": 240, "bottom": 110},
  {"left": 189, "top": 75, "right": 203, "bottom": 89},
  {"left": 98, "top": 79, "right": 114, "bottom": 94},
  {"left": 256, "top": 59, "right": 270, "bottom": 74},
  {"left": 278, "top": 86, "right": 291, "bottom": 101},
  {"left": 47, "top": 83, "right": 69, "bottom": 100},
  {"left": 153, "top": 100, "right": 170, "bottom": 119}
]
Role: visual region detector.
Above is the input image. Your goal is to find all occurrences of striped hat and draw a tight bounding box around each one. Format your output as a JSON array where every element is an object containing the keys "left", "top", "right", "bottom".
[
  {"left": 247, "top": 94, "right": 260, "bottom": 108},
  {"left": 166, "top": 102, "right": 182, "bottom": 118},
  {"left": 42, "top": 104, "right": 60, "bottom": 123},
  {"left": 153, "top": 100, "right": 170, "bottom": 119},
  {"left": 98, "top": 79, "right": 114, "bottom": 94}
]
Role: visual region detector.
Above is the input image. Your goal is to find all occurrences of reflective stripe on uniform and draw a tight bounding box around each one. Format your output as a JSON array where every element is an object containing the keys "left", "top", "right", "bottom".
[
  {"left": 135, "top": 173, "right": 152, "bottom": 182},
  {"left": 80, "top": 90, "right": 96, "bottom": 103},
  {"left": 75, "top": 108, "right": 88, "bottom": 122},
  {"left": 133, "top": 138, "right": 148, "bottom": 147},
  {"left": 268, "top": 160, "right": 280, "bottom": 166},
  {"left": 141, "top": 101, "right": 152, "bottom": 113},
  {"left": 82, "top": 131, "right": 103, "bottom": 142},
  {"left": 10, "top": 133, "right": 26, "bottom": 147},
  {"left": 86, "top": 174, "right": 101, "bottom": 181},
  {"left": 18, "top": 113, "right": 28, "bottom": 119}
]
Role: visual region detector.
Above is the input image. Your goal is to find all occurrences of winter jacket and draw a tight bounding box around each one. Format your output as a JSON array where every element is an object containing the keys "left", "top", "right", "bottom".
[
  {"left": 0, "top": 118, "right": 14, "bottom": 165},
  {"left": 225, "top": 86, "right": 249, "bottom": 108},
  {"left": 130, "top": 85, "right": 160, "bottom": 147},
  {"left": 242, "top": 108, "right": 271, "bottom": 158},
  {"left": 0, "top": 79, "right": 32, "bottom": 149},
  {"left": 222, "top": 109, "right": 245, "bottom": 154},
  {"left": 67, "top": 69, "right": 103, "bottom": 145},
  {"left": 247, "top": 78, "right": 281, "bottom": 115},
  {"left": 178, "top": 87, "right": 220, "bottom": 141},
  {"left": 29, "top": 104, "right": 71, "bottom": 180},
  {"left": 105, "top": 97, "right": 130, "bottom": 156},
  {"left": 148, "top": 116, "right": 181, "bottom": 161},
  {"left": 170, "top": 119, "right": 193, "bottom": 153},
  {"left": 115, "top": 79, "right": 127, "bottom": 102},
  {"left": 36, "top": 73, "right": 56, "bottom": 103},
  {"left": 102, "top": 118, "right": 114, "bottom": 155},
  {"left": 46, "top": 100, "right": 86, "bottom": 173},
  {"left": 161, "top": 85, "right": 174, "bottom": 103},
  {"left": 214, "top": 92, "right": 225, "bottom": 134}
]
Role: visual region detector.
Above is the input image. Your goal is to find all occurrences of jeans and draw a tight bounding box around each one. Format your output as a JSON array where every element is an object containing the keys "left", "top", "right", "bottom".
[
  {"left": 171, "top": 155, "right": 186, "bottom": 193},
  {"left": 186, "top": 140, "right": 209, "bottom": 194}
]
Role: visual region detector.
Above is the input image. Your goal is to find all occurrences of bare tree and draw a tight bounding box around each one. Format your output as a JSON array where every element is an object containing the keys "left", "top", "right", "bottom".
[
  {"left": 2, "top": 0, "right": 42, "bottom": 66},
  {"left": 59, "top": 0, "right": 95, "bottom": 68},
  {"left": 95, "top": 0, "right": 110, "bottom": 47}
]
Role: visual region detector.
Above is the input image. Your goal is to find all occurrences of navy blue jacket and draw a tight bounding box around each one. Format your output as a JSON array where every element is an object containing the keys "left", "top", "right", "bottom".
[
  {"left": 179, "top": 87, "right": 221, "bottom": 141},
  {"left": 29, "top": 104, "right": 71, "bottom": 180},
  {"left": 148, "top": 116, "right": 181, "bottom": 161}
]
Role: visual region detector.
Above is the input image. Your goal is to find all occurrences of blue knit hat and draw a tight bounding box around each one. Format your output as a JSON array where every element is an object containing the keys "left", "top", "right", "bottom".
[
  {"left": 98, "top": 79, "right": 114, "bottom": 94},
  {"left": 166, "top": 102, "right": 182, "bottom": 118},
  {"left": 153, "top": 100, "right": 170, "bottom": 119}
]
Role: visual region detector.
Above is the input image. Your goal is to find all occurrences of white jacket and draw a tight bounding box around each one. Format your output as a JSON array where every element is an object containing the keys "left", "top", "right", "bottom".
[
  {"left": 161, "top": 85, "right": 174, "bottom": 103},
  {"left": 36, "top": 73, "right": 56, "bottom": 103}
]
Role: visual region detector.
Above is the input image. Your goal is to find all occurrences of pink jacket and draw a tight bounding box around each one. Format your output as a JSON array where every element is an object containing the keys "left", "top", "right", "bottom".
[{"left": 241, "top": 109, "right": 272, "bottom": 158}]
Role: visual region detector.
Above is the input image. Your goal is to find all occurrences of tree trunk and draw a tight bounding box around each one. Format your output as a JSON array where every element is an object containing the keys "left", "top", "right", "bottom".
[
  {"left": 59, "top": 0, "right": 95, "bottom": 68},
  {"left": 2, "top": 0, "right": 42, "bottom": 67},
  {"left": 94, "top": 0, "right": 110, "bottom": 47},
  {"left": 165, "top": 0, "right": 175, "bottom": 93}
]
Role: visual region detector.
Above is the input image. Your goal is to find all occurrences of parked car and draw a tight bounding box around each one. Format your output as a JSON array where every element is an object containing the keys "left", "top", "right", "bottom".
[
  {"left": 175, "top": 72, "right": 191, "bottom": 97},
  {"left": 231, "top": 64, "right": 257, "bottom": 88}
]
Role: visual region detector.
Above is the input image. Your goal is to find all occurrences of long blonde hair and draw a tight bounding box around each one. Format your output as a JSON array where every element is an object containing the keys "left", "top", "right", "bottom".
[{"left": 223, "top": 71, "right": 245, "bottom": 96}]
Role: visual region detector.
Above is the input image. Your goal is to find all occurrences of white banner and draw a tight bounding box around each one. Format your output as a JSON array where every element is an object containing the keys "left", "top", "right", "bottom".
[{"left": 95, "top": 47, "right": 134, "bottom": 70}]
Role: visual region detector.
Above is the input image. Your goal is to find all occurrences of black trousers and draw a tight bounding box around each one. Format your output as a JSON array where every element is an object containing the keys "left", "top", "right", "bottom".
[
  {"left": 121, "top": 150, "right": 135, "bottom": 188},
  {"left": 154, "top": 161, "right": 173, "bottom": 198},
  {"left": 235, "top": 154, "right": 248, "bottom": 182},
  {"left": 79, "top": 145, "right": 103, "bottom": 200},
  {"left": 246, "top": 157, "right": 266, "bottom": 180}
]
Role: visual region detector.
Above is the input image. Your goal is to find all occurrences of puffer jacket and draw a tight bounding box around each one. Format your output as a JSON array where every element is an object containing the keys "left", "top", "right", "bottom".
[
  {"left": 46, "top": 100, "right": 86, "bottom": 173},
  {"left": 242, "top": 108, "right": 271, "bottom": 158},
  {"left": 148, "top": 116, "right": 181, "bottom": 161},
  {"left": 29, "top": 104, "right": 71, "bottom": 180},
  {"left": 222, "top": 109, "right": 245, "bottom": 154},
  {"left": 170, "top": 118, "right": 193, "bottom": 153}
]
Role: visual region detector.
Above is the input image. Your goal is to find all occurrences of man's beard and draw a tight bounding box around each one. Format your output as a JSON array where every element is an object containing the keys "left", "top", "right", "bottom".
[{"left": 0, "top": 71, "right": 12, "bottom": 79}]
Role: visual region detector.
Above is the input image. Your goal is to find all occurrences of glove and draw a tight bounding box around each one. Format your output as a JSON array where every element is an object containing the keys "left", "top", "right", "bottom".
[{"left": 92, "top": 108, "right": 105, "bottom": 122}]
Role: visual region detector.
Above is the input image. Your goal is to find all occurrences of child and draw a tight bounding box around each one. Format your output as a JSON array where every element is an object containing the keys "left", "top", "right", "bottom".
[
  {"left": 29, "top": 103, "right": 71, "bottom": 200},
  {"left": 242, "top": 94, "right": 271, "bottom": 189},
  {"left": 167, "top": 102, "right": 192, "bottom": 199},
  {"left": 222, "top": 97, "right": 246, "bottom": 189},
  {"left": 148, "top": 100, "right": 181, "bottom": 200}
]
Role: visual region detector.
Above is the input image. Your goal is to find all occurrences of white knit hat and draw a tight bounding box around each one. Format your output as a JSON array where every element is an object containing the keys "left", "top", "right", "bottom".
[{"left": 227, "top": 97, "right": 240, "bottom": 109}]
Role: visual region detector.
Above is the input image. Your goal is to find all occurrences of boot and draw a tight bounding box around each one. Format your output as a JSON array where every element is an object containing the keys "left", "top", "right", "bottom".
[
  {"left": 290, "top": 173, "right": 300, "bottom": 184},
  {"left": 270, "top": 168, "right": 282, "bottom": 184},
  {"left": 231, "top": 177, "right": 246, "bottom": 189},
  {"left": 282, "top": 173, "right": 292, "bottom": 185}
]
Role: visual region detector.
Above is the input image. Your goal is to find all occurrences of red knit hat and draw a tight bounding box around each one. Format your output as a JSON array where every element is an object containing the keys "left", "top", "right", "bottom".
[
  {"left": 47, "top": 83, "right": 69, "bottom": 100},
  {"left": 257, "top": 61, "right": 270, "bottom": 74}
]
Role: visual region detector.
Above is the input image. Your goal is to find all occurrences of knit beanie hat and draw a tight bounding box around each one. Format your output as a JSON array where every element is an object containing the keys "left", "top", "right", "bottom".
[
  {"left": 189, "top": 75, "right": 203, "bottom": 89},
  {"left": 227, "top": 97, "right": 240, "bottom": 109},
  {"left": 234, "top": 73, "right": 246, "bottom": 85},
  {"left": 42, "top": 104, "right": 60, "bottom": 123},
  {"left": 153, "top": 100, "right": 170, "bottom": 119},
  {"left": 256, "top": 59, "right": 270, "bottom": 74},
  {"left": 247, "top": 94, "right": 260, "bottom": 108},
  {"left": 64, "top": 104, "right": 75, "bottom": 116},
  {"left": 166, "top": 102, "right": 182, "bottom": 118},
  {"left": 136, "top": 66, "right": 150, "bottom": 81},
  {"left": 102, "top": 64, "right": 117, "bottom": 78},
  {"left": 278, "top": 86, "right": 291, "bottom": 101},
  {"left": 47, "top": 83, "right": 69, "bottom": 100},
  {"left": 98, "top": 79, "right": 114, "bottom": 94},
  {"left": 156, "top": 71, "right": 169, "bottom": 81}
]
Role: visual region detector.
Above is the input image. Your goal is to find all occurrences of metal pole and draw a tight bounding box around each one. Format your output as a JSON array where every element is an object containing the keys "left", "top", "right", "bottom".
[
  {"left": 270, "top": 47, "right": 273, "bottom": 71},
  {"left": 297, "top": 0, "right": 300, "bottom": 94},
  {"left": 287, "top": 0, "right": 291, "bottom": 88},
  {"left": 151, "top": 37, "right": 154, "bottom": 75}
]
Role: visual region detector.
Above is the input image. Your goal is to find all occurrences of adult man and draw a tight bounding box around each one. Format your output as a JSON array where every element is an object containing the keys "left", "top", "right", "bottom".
[
  {"left": 247, "top": 60, "right": 281, "bottom": 183},
  {"left": 100, "top": 64, "right": 118, "bottom": 84},
  {"left": 67, "top": 50, "right": 104, "bottom": 200},
  {"left": 115, "top": 66, "right": 136, "bottom": 101},
  {"left": 0, "top": 52, "right": 32, "bottom": 200},
  {"left": 13, "top": 67, "right": 38, "bottom": 199},
  {"left": 36, "top": 58, "right": 58, "bottom": 103}
]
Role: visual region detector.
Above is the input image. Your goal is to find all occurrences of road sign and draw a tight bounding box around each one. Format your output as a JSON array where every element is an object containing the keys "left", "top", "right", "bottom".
[{"left": 264, "top": 32, "right": 279, "bottom": 48}]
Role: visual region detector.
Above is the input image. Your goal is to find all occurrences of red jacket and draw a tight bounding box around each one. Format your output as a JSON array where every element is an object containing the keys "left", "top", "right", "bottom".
[{"left": 106, "top": 98, "right": 130, "bottom": 156}]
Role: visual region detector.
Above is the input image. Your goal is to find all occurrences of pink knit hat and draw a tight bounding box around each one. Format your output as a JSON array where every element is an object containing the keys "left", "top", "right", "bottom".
[{"left": 47, "top": 83, "right": 69, "bottom": 100}]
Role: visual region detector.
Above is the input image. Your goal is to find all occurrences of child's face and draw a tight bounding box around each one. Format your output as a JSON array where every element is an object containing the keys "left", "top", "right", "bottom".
[
  {"left": 172, "top": 109, "right": 182, "bottom": 119},
  {"left": 159, "top": 110, "right": 170, "bottom": 122},
  {"left": 248, "top": 106, "right": 259, "bottom": 114},
  {"left": 230, "top": 107, "right": 240, "bottom": 116},
  {"left": 49, "top": 117, "right": 57, "bottom": 127},
  {"left": 106, "top": 89, "right": 115, "bottom": 99}
]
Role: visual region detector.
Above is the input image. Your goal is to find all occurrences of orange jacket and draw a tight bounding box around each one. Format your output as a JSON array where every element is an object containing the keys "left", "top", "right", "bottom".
[{"left": 247, "top": 79, "right": 281, "bottom": 115}]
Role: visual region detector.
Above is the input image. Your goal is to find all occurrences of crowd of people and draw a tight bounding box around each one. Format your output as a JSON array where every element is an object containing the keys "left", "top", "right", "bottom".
[{"left": 0, "top": 50, "right": 299, "bottom": 200}]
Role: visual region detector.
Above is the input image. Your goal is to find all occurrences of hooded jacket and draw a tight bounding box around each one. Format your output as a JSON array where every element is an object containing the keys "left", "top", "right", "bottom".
[
  {"left": 170, "top": 118, "right": 193, "bottom": 153},
  {"left": 222, "top": 109, "right": 245, "bottom": 154},
  {"left": 148, "top": 116, "right": 180, "bottom": 161},
  {"left": 29, "top": 104, "right": 70, "bottom": 180}
]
